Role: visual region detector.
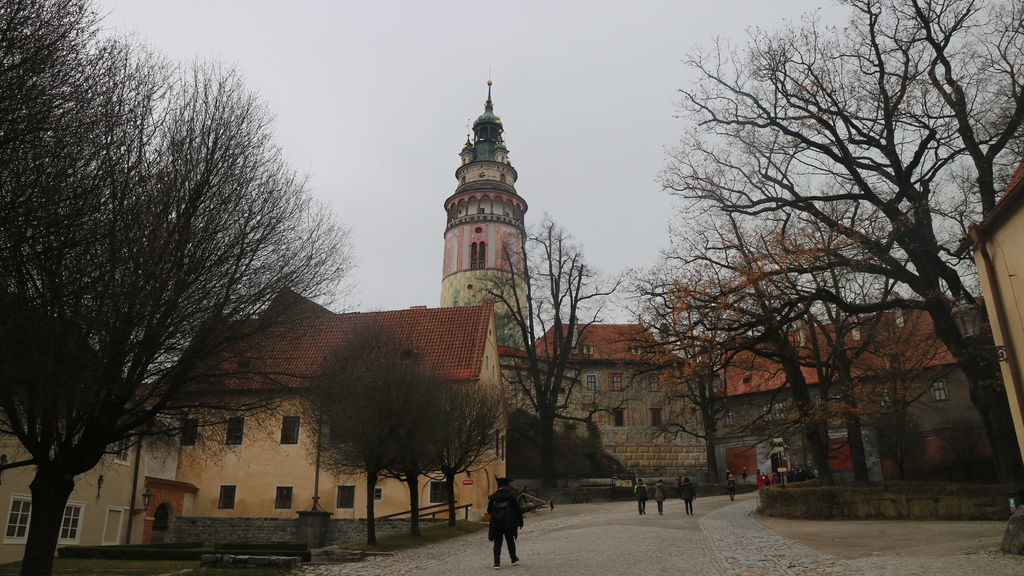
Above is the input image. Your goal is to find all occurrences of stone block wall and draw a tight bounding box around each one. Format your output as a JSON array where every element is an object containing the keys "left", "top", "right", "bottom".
[
  {"left": 605, "top": 443, "right": 707, "bottom": 477},
  {"left": 173, "top": 516, "right": 445, "bottom": 547},
  {"left": 174, "top": 517, "right": 296, "bottom": 545}
]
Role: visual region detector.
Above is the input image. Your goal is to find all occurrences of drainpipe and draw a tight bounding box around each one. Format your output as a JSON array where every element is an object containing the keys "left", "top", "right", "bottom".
[{"left": 124, "top": 438, "right": 144, "bottom": 545}]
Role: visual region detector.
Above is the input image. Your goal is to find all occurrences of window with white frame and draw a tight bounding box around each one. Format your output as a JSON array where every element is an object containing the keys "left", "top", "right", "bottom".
[
  {"left": 4, "top": 495, "right": 31, "bottom": 542},
  {"left": 724, "top": 410, "right": 734, "bottom": 426},
  {"left": 59, "top": 501, "right": 84, "bottom": 544},
  {"left": 336, "top": 485, "right": 355, "bottom": 509},
  {"left": 373, "top": 487, "right": 383, "bottom": 501},
  {"left": 429, "top": 480, "right": 448, "bottom": 504},
  {"left": 648, "top": 377, "right": 659, "bottom": 391},
  {"left": 932, "top": 379, "right": 949, "bottom": 401},
  {"left": 611, "top": 374, "right": 623, "bottom": 391},
  {"left": 586, "top": 374, "right": 597, "bottom": 391},
  {"left": 113, "top": 437, "right": 132, "bottom": 464},
  {"left": 218, "top": 485, "right": 237, "bottom": 509},
  {"left": 274, "top": 486, "right": 293, "bottom": 509}
]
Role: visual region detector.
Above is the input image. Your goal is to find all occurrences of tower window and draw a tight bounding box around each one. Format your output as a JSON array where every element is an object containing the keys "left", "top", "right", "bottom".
[{"left": 471, "top": 241, "right": 487, "bottom": 269}]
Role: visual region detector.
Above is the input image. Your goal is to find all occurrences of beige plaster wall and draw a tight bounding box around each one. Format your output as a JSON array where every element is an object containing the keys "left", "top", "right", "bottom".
[
  {"left": 1, "top": 440, "right": 145, "bottom": 564},
  {"left": 973, "top": 211, "right": 1024, "bottom": 463}
]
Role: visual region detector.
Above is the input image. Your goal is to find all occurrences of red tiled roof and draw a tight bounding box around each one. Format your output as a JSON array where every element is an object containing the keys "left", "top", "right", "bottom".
[
  {"left": 537, "top": 323, "right": 659, "bottom": 361},
  {"left": 212, "top": 294, "right": 493, "bottom": 387},
  {"left": 724, "top": 309, "right": 956, "bottom": 396}
]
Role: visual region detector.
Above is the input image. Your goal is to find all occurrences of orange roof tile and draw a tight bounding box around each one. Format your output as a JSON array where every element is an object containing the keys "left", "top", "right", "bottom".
[{"left": 212, "top": 293, "right": 493, "bottom": 387}]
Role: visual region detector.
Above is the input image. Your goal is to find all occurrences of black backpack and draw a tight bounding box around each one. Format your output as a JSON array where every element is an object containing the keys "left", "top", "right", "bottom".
[{"left": 491, "top": 493, "right": 514, "bottom": 529}]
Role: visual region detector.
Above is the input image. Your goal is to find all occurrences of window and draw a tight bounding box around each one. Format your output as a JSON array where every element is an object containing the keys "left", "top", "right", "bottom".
[
  {"left": 180, "top": 418, "right": 199, "bottom": 446},
  {"left": 4, "top": 496, "right": 31, "bottom": 542},
  {"left": 611, "top": 374, "right": 623, "bottom": 391},
  {"left": 373, "top": 487, "right": 383, "bottom": 501},
  {"left": 613, "top": 409, "right": 625, "bottom": 427},
  {"left": 648, "top": 377, "right": 659, "bottom": 392},
  {"left": 112, "top": 437, "right": 132, "bottom": 464},
  {"left": 650, "top": 408, "right": 662, "bottom": 427},
  {"left": 586, "top": 374, "right": 597, "bottom": 391},
  {"left": 470, "top": 241, "right": 487, "bottom": 269},
  {"left": 280, "top": 416, "right": 300, "bottom": 445},
  {"left": 724, "top": 410, "right": 734, "bottom": 426},
  {"left": 336, "top": 485, "right": 355, "bottom": 509},
  {"left": 59, "top": 502, "right": 84, "bottom": 544},
  {"left": 630, "top": 345, "right": 642, "bottom": 355},
  {"left": 742, "top": 376, "right": 752, "bottom": 385},
  {"left": 274, "top": 486, "right": 293, "bottom": 509},
  {"left": 582, "top": 341, "right": 594, "bottom": 355},
  {"left": 218, "top": 486, "right": 236, "bottom": 509},
  {"left": 225, "top": 417, "right": 244, "bottom": 445},
  {"left": 851, "top": 327, "right": 861, "bottom": 341},
  {"left": 429, "top": 481, "right": 448, "bottom": 504},
  {"left": 932, "top": 379, "right": 949, "bottom": 401}
]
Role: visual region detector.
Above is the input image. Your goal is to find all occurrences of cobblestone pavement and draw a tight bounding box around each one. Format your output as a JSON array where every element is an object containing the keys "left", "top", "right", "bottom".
[{"left": 297, "top": 494, "right": 1023, "bottom": 576}]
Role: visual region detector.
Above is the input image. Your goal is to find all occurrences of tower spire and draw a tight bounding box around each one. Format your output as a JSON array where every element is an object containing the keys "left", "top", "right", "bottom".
[{"left": 485, "top": 80, "right": 493, "bottom": 113}]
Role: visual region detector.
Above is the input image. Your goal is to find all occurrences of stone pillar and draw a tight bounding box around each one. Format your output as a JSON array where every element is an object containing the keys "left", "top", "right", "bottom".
[{"left": 296, "top": 510, "right": 332, "bottom": 549}]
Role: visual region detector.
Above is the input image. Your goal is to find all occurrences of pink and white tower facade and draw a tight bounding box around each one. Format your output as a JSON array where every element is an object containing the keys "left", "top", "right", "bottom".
[{"left": 440, "top": 82, "right": 528, "bottom": 345}]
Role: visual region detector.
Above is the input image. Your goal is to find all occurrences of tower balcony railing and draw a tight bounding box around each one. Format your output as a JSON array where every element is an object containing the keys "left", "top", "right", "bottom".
[{"left": 447, "top": 213, "right": 525, "bottom": 229}]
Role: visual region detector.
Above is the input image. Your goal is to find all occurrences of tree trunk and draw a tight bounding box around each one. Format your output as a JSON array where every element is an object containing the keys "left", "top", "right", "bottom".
[
  {"left": 777, "top": 340, "right": 835, "bottom": 486},
  {"left": 364, "top": 471, "right": 378, "bottom": 545},
  {"left": 445, "top": 474, "right": 457, "bottom": 526},
  {"left": 21, "top": 464, "right": 76, "bottom": 576},
  {"left": 847, "top": 414, "right": 871, "bottom": 486},
  {"left": 704, "top": 429, "right": 720, "bottom": 483},
  {"left": 404, "top": 476, "right": 420, "bottom": 536},
  {"left": 538, "top": 408, "right": 556, "bottom": 488}
]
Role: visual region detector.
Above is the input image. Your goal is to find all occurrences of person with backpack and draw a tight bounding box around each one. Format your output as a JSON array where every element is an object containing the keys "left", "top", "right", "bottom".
[
  {"left": 487, "top": 477, "right": 524, "bottom": 570},
  {"left": 634, "top": 478, "right": 649, "bottom": 515},
  {"left": 678, "top": 477, "right": 696, "bottom": 515},
  {"left": 726, "top": 471, "right": 737, "bottom": 500}
]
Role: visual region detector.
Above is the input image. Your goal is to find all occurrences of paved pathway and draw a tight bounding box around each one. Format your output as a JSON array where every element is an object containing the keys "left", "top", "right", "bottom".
[{"left": 298, "top": 493, "right": 1023, "bottom": 576}]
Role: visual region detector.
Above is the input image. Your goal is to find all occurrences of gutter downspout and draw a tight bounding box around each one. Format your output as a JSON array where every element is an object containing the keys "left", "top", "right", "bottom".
[{"left": 124, "top": 439, "right": 144, "bottom": 545}]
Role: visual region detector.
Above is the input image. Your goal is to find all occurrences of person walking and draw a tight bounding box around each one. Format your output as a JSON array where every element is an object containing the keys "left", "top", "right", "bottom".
[
  {"left": 634, "top": 478, "right": 649, "bottom": 515},
  {"left": 742, "top": 466, "right": 748, "bottom": 484},
  {"left": 726, "top": 471, "right": 736, "bottom": 501},
  {"left": 678, "top": 477, "right": 696, "bottom": 515},
  {"left": 653, "top": 479, "right": 666, "bottom": 515},
  {"left": 676, "top": 476, "right": 684, "bottom": 499},
  {"left": 487, "top": 477, "right": 524, "bottom": 570}
]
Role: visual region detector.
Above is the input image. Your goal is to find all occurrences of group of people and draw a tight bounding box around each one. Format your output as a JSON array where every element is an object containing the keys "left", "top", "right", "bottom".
[
  {"left": 752, "top": 466, "right": 816, "bottom": 488},
  {"left": 633, "top": 477, "right": 697, "bottom": 516}
]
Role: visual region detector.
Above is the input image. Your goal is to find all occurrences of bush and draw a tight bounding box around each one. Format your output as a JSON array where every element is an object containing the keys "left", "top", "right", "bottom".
[{"left": 757, "top": 482, "right": 1011, "bottom": 520}]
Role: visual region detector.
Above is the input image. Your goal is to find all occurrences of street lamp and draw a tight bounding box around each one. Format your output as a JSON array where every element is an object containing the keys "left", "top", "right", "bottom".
[
  {"left": 131, "top": 488, "right": 152, "bottom": 516},
  {"left": 951, "top": 301, "right": 1007, "bottom": 361}
]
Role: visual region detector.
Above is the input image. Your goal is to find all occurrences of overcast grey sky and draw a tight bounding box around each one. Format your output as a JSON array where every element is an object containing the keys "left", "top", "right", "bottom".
[{"left": 100, "top": 1, "right": 848, "bottom": 316}]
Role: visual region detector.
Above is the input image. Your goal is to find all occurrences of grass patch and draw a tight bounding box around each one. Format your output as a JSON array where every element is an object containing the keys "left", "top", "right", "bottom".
[
  {"left": 341, "top": 519, "right": 486, "bottom": 552},
  {"left": 0, "top": 558, "right": 292, "bottom": 575}
]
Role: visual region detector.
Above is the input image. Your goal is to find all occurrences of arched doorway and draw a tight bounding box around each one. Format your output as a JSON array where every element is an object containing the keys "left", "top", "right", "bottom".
[{"left": 150, "top": 503, "right": 173, "bottom": 543}]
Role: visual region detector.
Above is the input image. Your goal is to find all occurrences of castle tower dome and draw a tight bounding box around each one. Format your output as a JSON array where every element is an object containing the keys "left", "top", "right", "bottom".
[{"left": 441, "top": 81, "right": 528, "bottom": 347}]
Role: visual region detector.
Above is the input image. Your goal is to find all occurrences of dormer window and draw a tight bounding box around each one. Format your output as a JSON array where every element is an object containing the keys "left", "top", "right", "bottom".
[{"left": 582, "top": 341, "right": 594, "bottom": 355}]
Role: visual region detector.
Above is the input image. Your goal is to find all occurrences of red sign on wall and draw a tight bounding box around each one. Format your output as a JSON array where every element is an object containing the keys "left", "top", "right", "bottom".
[{"left": 462, "top": 479, "right": 474, "bottom": 485}]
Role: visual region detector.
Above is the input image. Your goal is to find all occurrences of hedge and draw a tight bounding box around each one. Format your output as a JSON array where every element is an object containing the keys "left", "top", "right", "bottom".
[{"left": 757, "top": 481, "right": 1011, "bottom": 520}]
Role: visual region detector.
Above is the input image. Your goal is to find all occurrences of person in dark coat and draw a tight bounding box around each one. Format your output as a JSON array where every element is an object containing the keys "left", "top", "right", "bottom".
[
  {"left": 634, "top": 478, "right": 649, "bottom": 515},
  {"left": 678, "top": 477, "right": 696, "bottom": 515},
  {"left": 487, "top": 477, "right": 524, "bottom": 569}
]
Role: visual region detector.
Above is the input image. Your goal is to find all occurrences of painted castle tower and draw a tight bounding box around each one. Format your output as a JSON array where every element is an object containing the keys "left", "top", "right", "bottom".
[{"left": 440, "top": 82, "right": 528, "bottom": 347}]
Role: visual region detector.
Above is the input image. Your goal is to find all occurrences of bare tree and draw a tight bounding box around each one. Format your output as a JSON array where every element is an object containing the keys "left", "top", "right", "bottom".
[
  {"left": 314, "top": 322, "right": 437, "bottom": 545},
  {"left": 662, "top": 0, "right": 1024, "bottom": 485},
  {"left": 483, "top": 215, "right": 619, "bottom": 487},
  {"left": 430, "top": 382, "right": 501, "bottom": 526},
  {"left": 0, "top": 2, "right": 353, "bottom": 573}
]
